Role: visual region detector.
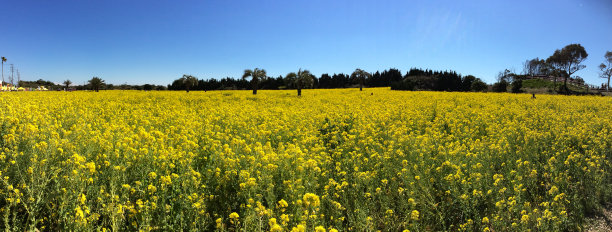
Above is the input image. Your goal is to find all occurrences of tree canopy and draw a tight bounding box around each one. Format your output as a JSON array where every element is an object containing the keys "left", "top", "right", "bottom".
[
  {"left": 181, "top": 74, "right": 198, "bottom": 92},
  {"left": 286, "top": 69, "right": 315, "bottom": 96},
  {"left": 88, "top": 77, "right": 105, "bottom": 92},
  {"left": 243, "top": 68, "right": 267, "bottom": 95},
  {"left": 546, "top": 44, "right": 588, "bottom": 92},
  {"left": 350, "top": 68, "right": 372, "bottom": 91}
]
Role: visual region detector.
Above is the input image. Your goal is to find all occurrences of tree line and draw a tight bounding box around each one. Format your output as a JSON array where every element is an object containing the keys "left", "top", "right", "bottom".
[
  {"left": 168, "top": 67, "right": 489, "bottom": 94},
  {"left": 164, "top": 44, "right": 610, "bottom": 95},
  {"left": 518, "top": 44, "right": 612, "bottom": 93},
  {"left": 7, "top": 44, "right": 611, "bottom": 94}
]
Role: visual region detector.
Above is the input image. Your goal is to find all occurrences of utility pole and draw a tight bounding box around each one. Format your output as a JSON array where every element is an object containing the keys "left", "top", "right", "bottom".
[
  {"left": 10, "top": 64, "right": 14, "bottom": 86},
  {"left": 17, "top": 69, "right": 21, "bottom": 87}
]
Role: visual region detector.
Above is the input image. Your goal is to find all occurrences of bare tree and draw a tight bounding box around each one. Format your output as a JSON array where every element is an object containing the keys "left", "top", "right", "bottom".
[
  {"left": 497, "top": 69, "right": 514, "bottom": 83},
  {"left": 599, "top": 51, "right": 612, "bottom": 92}
]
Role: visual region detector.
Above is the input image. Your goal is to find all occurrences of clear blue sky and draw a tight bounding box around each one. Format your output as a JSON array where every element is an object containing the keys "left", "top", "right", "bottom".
[{"left": 1, "top": 0, "right": 611, "bottom": 86}]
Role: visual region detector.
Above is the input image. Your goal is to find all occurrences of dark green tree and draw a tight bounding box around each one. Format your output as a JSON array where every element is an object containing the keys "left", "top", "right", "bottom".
[
  {"left": 492, "top": 80, "right": 508, "bottom": 92},
  {"left": 511, "top": 79, "right": 523, "bottom": 93},
  {"left": 461, "top": 75, "right": 477, "bottom": 91},
  {"left": 63, "top": 79, "right": 72, "bottom": 90},
  {"left": 88, "top": 77, "right": 105, "bottom": 92},
  {"left": 350, "top": 68, "right": 371, "bottom": 91},
  {"left": 181, "top": 74, "right": 198, "bottom": 92},
  {"left": 243, "top": 68, "right": 267, "bottom": 95},
  {"left": 471, "top": 78, "right": 488, "bottom": 92},
  {"left": 546, "top": 44, "right": 588, "bottom": 92},
  {"left": 286, "top": 69, "right": 315, "bottom": 96}
]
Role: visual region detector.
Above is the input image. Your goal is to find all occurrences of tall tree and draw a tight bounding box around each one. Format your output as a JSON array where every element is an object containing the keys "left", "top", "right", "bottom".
[
  {"left": 350, "top": 68, "right": 371, "bottom": 91},
  {"left": 471, "top": 78, "right": 488, "bottom": 92},
  {"left": 546, "top": 44, "right": 588, "bottom": 92},
  {"left": 1, "top": 57, "right": 5, "bottom": 85},
  {"left": 63, "top": 80, "right": 72, "bottom": 90},
  {"left": 286, "top": 69, "right": 314, "bottom": 96},
  {"left": 461, "top": 75, "right": 477, "bottom": 91},
  {"left": 599, "top": 51, "right": 612, "bottom": 92},
  {"left": 544, "top": 58, "right": 562, "bottom": 89},
  {"left": 242, "top": 68, "right": 267, "bottom": 95},
  {"left": 181, "top": 74, "right": 198, "bottom": 93},
  {"left": 523, "top": 58, "right": 547, "bottom": 76},
  {"left": 88, "top": 77, "right": 105, "bottom": 92}
]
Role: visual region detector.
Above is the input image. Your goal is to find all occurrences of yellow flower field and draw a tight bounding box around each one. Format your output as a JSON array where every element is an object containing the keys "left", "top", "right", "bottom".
[{"left": 0, "top": 89, "right": 611, "bottom": 231}]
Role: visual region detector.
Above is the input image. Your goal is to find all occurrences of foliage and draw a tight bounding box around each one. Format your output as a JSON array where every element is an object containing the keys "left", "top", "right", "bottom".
[
  {"left": 286, "top": 69, "right": 315, "bottom": 96},
  {"left": 0, "top": 89, "right": 610, "bottom": 231},
  {"left": 471, "top": 78, "right": 488, "bottom": 92},
  {"left": 243, "top": 68, "right": 267, "bottom": 95},
  {"left": 18, "top": 79, "right": 60, "bottom": 89},
  {"left": 546, "top": 44, "right": 588, "bottom": 92},
  {"left": 492, "top": 80, "right": 508, "bottom": 92},
  {"left": 167, "top": 67, "right": 490, "bottom": 93},
  {"left": 521, "top": 79, "right": 588, "bottom": 93},
  {"left": 317, "top": 73, "right": 351, "bottom": 89},
  {"left": 88, "top": 77, "right": 105, "bottom": 92},
  {"left": 511, "top": 80, "right": 523, "bottom": 93},
  {"left": 391, "top": 69, "right": 486, "bottom": 92},
  {"left": 350, "top": 68, "right": 372, "bottom": 91},
  {"left": 368, "top": 69, "right": 403, "bottom": 87},
  {"left": 523, "top": 58, "right": 550, "bottom": 76},
  {"left": 142, "top": 84, "right": 153, "bottom": 91},
  {"left": 180, "top": 74, "right": 198, "bottom": 93},
  {"left": 63, "top": 80, "right": 72, "bottom": 89}
]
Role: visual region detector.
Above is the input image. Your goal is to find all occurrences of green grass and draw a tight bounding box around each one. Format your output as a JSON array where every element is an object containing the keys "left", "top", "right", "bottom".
[{"left": 522, "top": 79, "right": 588, "bottom": 93}]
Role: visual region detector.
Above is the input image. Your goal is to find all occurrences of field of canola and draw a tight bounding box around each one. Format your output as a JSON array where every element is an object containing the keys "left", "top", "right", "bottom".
[{"left": 0, "top": 88, "right": 611, "bottom": 231}]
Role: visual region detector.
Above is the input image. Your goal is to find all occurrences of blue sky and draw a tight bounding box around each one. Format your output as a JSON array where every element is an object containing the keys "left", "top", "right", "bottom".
[{"left": 1, "top": 0, "right": 611, "bottom": 86}]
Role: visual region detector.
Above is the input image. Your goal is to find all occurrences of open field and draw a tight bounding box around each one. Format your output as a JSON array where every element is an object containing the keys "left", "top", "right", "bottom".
[{"left": 0, "top": 89, "right": 611, "bottom": 231}]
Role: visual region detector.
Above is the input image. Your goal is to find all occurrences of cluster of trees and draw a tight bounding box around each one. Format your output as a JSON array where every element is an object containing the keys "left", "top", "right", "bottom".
[
  {"left": 18, "top": 79, "right": 59, "bottom": 88},
  {"left": 23, "top": 78, "right": 167, "bottom": 91},
  {"left": 491, "top": 69, "right": 525, "bottom": 93},
  {"left": 390, "top": 69, "right": 488, "bottom": 92},
  {"left": 169, "top": 68, "right": 316, "bottom": 95},
  {"left": 518, "top": 43, "right": 590, "bottom": 93},
  {"left": 15, "top": 43, "right": 612, "bottom": 95},
  {"left": 168, "top": 67, "right": 489, "bottom": 95}
]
